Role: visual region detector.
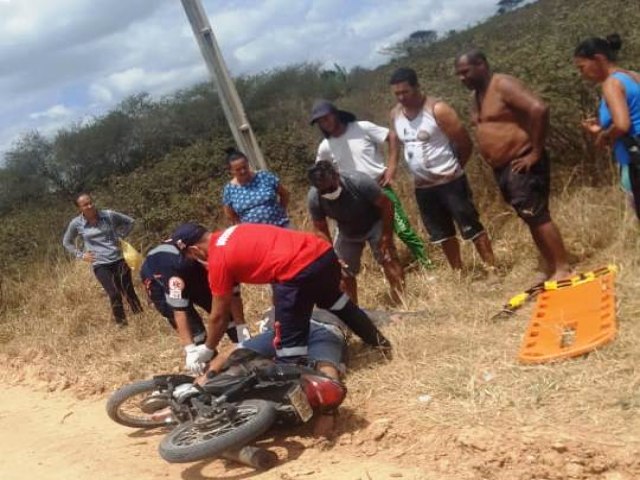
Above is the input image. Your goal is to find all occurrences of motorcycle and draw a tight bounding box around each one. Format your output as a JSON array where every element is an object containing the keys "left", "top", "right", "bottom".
[{"left": 106, "top": 348, "right": 347, "bottom": 464}]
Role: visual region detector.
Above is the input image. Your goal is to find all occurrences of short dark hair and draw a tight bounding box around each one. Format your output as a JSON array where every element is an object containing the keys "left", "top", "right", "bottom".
[
  {"left": 389, "top": 67, "right": 419, "bottom": 87},
  {"left": 307, "top": 160, "right": 337, "bottom": 186},
  {"left": 74, "top": 192, "right": 91, "bottom": 206},
  {"left": 574, "top": 34, "right": 622, "bottom": 61},
  {"left": 224, "top": 148, "right": 248, "bottom": 165},
  {"left": 455, "top": 49, "right": 488, "bottom": 66}
]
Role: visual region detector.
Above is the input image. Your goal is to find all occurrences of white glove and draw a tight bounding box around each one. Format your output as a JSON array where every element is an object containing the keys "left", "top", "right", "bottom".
[{"left": 184, "top": 344, "right": 216, "bottom": 375}]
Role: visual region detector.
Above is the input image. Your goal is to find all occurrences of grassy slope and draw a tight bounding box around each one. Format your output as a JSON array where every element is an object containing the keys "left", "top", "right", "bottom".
[{"left": 2, "top": 0, "right": 640, "bottom": 477}]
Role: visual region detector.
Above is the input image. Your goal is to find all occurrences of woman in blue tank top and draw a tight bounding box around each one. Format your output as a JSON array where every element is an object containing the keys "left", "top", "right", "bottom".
[{"left": 574, "top": 34, "right": 640, "bottom": 217}]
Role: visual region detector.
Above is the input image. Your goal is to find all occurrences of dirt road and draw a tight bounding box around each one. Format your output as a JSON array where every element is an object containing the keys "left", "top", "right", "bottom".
[{"left": 0, "top": 385, "right": 426, "bottom": 480}]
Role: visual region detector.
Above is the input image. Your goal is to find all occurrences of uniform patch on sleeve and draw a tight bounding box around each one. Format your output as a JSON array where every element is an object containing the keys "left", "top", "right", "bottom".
[{"left": 168, "top": 276, "right": 185, "bottom": 299}]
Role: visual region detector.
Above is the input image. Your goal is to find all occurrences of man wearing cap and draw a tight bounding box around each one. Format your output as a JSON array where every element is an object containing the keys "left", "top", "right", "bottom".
[
  {"left": 169, "top": 223, "right": 390, "bottom": 365},
  {"left": 307, "top": 160, "right": 404, "bottom": 305},
  {"left": 310, "top": 99, "right": 432, "bottom": 268},
  {"left": 140, "top": 242, "right": 250, "bottom": 374}
]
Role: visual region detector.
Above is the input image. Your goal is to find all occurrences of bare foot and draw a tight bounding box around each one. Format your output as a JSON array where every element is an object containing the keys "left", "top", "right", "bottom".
[
  {"left": 532, "top": 271, "right": 549, "bottom": 285},
  {"left": 548, "top": 268, "right": 574, "bottom": 282}
]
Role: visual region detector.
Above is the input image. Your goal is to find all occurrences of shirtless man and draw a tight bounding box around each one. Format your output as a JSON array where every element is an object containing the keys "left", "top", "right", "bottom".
[{"left": 454, "top": 50, "right": 571, "bottom": 280}]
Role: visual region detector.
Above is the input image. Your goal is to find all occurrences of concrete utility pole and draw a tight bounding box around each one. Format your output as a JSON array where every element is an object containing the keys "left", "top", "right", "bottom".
[{"left": 180, "top": 0, "right": 267, "bottom": 170}]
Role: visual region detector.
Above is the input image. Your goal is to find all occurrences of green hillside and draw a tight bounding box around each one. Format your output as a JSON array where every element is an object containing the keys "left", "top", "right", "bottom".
[{"left": 0, "top": 0, "right": 638, "bottom": 277}]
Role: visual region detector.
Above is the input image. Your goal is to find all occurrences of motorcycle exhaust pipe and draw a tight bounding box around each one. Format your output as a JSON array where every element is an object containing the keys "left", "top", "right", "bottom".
[{"left": 221, "top": 445, "right": 278, "bottom": 470}]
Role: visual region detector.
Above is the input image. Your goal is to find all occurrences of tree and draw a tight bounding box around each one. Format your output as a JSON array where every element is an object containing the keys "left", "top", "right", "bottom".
[
  {"left": 0, "top": 132, "right": 52, "bottom": 213},
  {"left": 380, "top": 30, "right": 439, "bottom": 58},
  {"left": 496, "top": 0, "right": 526, "bottom": 15}
]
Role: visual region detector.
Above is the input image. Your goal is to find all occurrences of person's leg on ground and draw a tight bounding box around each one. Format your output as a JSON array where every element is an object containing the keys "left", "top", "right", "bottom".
[
  {"left": 115, "top": 260, "right": 143, "bottom": 314},
  {"left": 495, "top": 153, "right": 568, "bottom": 280},
  {"left": 94, "top": 262, "right": 126, "bottom": 325},
  {"left": 472, "top": 232, "right": 496, "bottom": 267},
  {"left": 368, "top": 222, "right": 405, "bottom": 304},
  {"left": 415, "top": 185, "right": 457, "bottom": 269},
  {"left": 530, "top": 221, "right": 570, "bottom": 280},
  {"left": 306, "top": 250, "right": 391, "bottom": 349},
  {"left": 272, "top": 282, "right": 314, "bottom": 362},
  {"left": 307, "top": 323, "right": 345, "bottom": 437},
  {"left": 443, "top": 174, "right": 495, "bottom": 269},
  {"left": 383, "top": 186, "right": 432, "bottom": 267},
  {"left": 440, "top": 237, "right": 462, "bottom": 270}
]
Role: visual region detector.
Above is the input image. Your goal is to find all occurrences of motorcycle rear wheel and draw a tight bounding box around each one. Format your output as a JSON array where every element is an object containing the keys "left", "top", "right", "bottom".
[
  {"left": 106, "top": 379, "right": 177, "bottom": 429},
  {"left": 158, "top": 399, "right": 277, "bottom": 463}
]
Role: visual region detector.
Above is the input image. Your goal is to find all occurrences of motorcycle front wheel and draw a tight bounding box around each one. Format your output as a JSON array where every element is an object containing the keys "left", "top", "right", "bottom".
[
  {"left": 106, "top": 379, "right": 176, "bottom": 429},
  {"left": 158, "top": 399, "right": 277, "bottom": 463}
]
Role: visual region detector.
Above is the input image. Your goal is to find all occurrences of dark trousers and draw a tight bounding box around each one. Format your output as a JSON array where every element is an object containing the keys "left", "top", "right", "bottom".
[
  {"left": 273, "top": 249, "right": 389, "bottom": 358},
  {"left": 93, "top": 259, "right": 143, "bottom": 323}
]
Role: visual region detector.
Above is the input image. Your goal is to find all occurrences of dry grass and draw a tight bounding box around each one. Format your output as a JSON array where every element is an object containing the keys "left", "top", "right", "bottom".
[{"left": 1, "top": 176, "right": 640, "bottom": 464}]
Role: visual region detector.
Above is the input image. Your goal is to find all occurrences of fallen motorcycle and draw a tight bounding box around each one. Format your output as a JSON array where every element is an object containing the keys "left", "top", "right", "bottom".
[{"left": 106, "top": 348, "right": 347, "bottom": 464}]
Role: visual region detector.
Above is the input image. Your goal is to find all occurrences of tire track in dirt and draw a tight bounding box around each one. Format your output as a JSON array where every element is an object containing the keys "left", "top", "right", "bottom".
[{"left": 0, "top": 385, "right": 426, "bottom": 480}]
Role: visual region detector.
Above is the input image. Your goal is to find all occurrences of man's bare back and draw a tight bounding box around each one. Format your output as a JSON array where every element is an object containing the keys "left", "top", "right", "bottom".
[{"left": 473, "top": 74, "right": 536, "bottom": 168}]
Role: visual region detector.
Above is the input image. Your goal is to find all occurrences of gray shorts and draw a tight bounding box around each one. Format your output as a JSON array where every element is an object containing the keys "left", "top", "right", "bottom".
[{"left": 334, "top": 221, "right": 386, "bottom": 276}]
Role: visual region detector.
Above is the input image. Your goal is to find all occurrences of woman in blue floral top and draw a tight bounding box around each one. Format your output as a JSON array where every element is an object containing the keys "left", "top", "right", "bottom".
[{"left": 222, "top": 149, "right": 291, "bottom": 227}]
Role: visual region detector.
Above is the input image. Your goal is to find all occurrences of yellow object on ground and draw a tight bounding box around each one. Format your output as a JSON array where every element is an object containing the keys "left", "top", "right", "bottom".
[
  {"left": 120, "top": 239, "right": 143, "bottom": 271},
  {"left": 518, "top": 267, "right": 617, "bottom": 364}
]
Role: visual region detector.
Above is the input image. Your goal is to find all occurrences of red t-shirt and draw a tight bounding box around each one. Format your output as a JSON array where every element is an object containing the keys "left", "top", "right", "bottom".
[{"left": 207, "top": 224, "right": 332, "bottom": 296}]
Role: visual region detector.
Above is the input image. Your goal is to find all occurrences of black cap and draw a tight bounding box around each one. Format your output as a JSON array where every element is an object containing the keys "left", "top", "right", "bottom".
[{"left": 167, "top": 223, "right": 207, "bottom": 252}]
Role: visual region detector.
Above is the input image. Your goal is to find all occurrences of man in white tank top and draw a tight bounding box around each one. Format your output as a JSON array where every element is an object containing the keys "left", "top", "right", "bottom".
[
  {"left": 309, "top": 99, "right": 432, "bottom": 269},
  {"left": 388, "top": 67, "right": 496, "bottom": 272}
]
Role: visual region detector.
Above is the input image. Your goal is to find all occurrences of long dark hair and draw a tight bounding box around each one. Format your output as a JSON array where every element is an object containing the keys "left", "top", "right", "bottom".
[
  {"left": 224, "top": 148, "right": 248, "bottom": 165},
  {"left": 574, "top": 33, "right": 622, "bottom": 61}
]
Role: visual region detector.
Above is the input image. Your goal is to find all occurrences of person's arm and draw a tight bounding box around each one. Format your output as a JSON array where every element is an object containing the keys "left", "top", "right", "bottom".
[
  {"left": 223, "top": 205, "right": 241, "bottom": 225},
  {"left": 109, "top": 210, "right": 135, "bottom": 238},
  {"left": 308, "top": 189, "right": 332, "bottom": 242},
  {"left": 387, "top": 108, "right": 401, "bottom": 185},
  {"left": 204, "top": 293, "right": 233, "bottom": 352},
  {"left": 598, "top": 76, "right": 632, "bottom": 147},
  {"left": 498, "top": 76, "right": 549, "bottom": 173},
  {"left": 62, "top": 219, "right": 81, "bottom": 258},
  {"left": 62, "top": 219, "right": 94, "bottom": 262},
  {"left": 312, "top": 218, "right": 333, "bottom": 244},
  {"left": 373, "top": 193, "right": 395, "bottom": 259},
  {"left": 173, "top": 310, "right": 194, "bottom": 347},
  {"left": 433, "top": 102, "right": 473, "bottom": 168}
]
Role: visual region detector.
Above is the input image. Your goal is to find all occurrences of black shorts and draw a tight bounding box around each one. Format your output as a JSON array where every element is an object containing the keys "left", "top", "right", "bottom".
[
  {"left": 493, "top": 151, "right": 551, "bottom": 227},
  {"left": 414, "top": 174, "right": 485, "bottom": 243}
]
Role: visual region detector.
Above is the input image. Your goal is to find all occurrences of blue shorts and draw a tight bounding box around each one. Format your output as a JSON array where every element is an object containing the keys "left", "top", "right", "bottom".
[{"left": 239, "top": 322, "right": 346, "bottom": 371}]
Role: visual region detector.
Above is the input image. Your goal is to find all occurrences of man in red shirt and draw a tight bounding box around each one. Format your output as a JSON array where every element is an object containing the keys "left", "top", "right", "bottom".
[{"left": 169, "top": 223, "right": 391, "bottom": 364}]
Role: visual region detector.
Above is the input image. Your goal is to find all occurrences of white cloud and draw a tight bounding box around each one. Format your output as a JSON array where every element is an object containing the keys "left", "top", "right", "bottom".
[
  {"left": 29, "top": 104, "right": 74, "bottom": 120},
  {"left": 0, "top": 0, "right": 515, "bottom": 160}
]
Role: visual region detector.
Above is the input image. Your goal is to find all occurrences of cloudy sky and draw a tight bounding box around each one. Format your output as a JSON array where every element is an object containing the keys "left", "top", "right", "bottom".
[{"left": 0, "top": 0, "right": 508, "bottom": 159}]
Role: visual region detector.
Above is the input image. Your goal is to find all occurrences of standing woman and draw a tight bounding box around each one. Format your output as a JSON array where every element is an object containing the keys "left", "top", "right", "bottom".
[
  {"left": 222, "top": 149, "right": 291, "bottom": 227},
  {"left": 62, "top": 193, "right": 143, "bottom": 327},
  {"left": 574, "top": 34, "right": 640, "bottom": 217}
]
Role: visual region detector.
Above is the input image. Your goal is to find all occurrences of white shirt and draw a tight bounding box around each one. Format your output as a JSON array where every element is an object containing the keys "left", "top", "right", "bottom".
[
  {"left": 393, "top": 108, "right": 461, "bottom": 188},
  {"left": 316, "top": 121, "right": 389, "bottom": 180}
]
